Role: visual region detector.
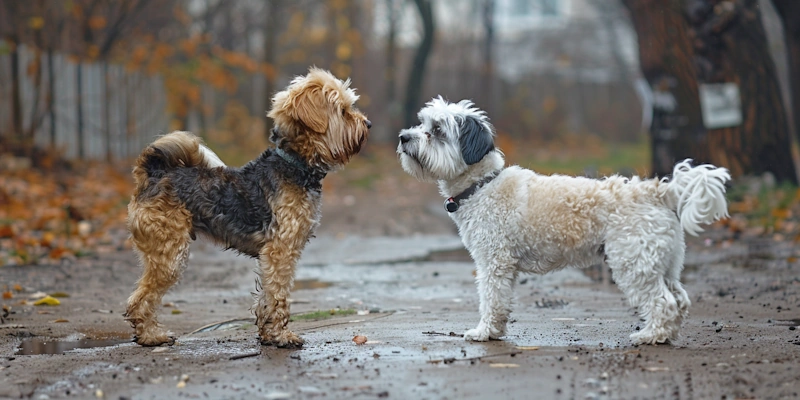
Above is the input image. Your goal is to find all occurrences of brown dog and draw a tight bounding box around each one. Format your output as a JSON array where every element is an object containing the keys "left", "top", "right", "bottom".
[{"left": 124, "top": 68, "right": 370, "bottom": 348}]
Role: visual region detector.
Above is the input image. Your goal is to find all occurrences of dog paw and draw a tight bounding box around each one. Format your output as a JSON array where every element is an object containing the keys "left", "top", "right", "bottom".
[
  {"left": 630, "top": 329, "right": 670, "bottom": 345},
  {"left": 464, "top": 327, "right": 490, "bottom": 342},
  {"left": 134, "top": 333, "right": 176, "bottom": 347},
  {"left": 260, "top": 331, "right": 304, "bottom": 348}
]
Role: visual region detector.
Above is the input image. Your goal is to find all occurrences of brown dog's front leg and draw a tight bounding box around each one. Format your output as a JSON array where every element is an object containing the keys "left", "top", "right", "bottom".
[{"left": 254, "top": 190, "right": 316, "bottom": 348}]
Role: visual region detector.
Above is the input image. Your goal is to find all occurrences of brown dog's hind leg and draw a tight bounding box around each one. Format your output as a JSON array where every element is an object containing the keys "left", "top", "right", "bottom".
[{"left": 124, "top": 197, "right": 193, "bottom": 346}]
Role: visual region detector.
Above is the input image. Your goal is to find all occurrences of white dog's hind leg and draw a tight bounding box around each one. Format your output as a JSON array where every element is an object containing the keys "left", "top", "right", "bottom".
[
  {"left": 464, "top": 258, "right": 517, "bottom": 342},
  {"left": 606, "top": 234, "right": 682, "bottom": 345},
  {"left": 663, "top": 242, "right": 690, "bottom": 332}
]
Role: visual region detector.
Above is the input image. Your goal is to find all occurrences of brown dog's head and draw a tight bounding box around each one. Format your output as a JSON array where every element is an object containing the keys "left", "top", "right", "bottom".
[{"left": 268, "top": 68, "right": 371, "bottom": 169}]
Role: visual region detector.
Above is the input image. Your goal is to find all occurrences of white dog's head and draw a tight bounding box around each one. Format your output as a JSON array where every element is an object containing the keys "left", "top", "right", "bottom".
[{"left": 397, "top": 97, "right": 495, "bottom": 182}]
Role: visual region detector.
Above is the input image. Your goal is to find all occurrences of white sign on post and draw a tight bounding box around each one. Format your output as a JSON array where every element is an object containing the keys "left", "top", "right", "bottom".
[{"left": 699, "top": 83, "right": 742, "bottom": 129}]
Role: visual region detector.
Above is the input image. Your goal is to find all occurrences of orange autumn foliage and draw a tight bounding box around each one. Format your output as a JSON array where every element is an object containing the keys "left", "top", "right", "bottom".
[{"left": 0, "top": 164, "right": 132, "bottom": 266}]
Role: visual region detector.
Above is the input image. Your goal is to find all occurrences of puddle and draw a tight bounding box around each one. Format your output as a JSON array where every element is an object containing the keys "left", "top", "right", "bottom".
[
  {"left": 294, "top": 278, "right": 333, "bottom": 290},
  {"left": 16, "top": 337, "right": 130, "bottom": 355},
  {"left": 772, "top": 319, "right": 800, "bottom": 326},
  {"left": 426, "top": 248, "right": 472, "bottom": 262},
  {"left": 189, "top": 318, "right": 255, "bottom": 334}
]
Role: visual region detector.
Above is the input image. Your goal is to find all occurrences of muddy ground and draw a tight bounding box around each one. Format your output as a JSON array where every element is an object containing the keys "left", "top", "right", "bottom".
[{"left": 2, "top": 184, "right": 800, "bottom": 400}]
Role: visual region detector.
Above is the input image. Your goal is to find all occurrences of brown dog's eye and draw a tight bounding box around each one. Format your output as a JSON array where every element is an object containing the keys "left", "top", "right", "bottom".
[{"left": 342, "top": 108, "right": 346, "bottom": 116}]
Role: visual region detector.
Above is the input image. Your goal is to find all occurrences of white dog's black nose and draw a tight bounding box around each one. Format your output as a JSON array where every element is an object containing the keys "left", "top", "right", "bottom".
[{"left": 399, "top": 133, "right": 411, "bottom": 144}]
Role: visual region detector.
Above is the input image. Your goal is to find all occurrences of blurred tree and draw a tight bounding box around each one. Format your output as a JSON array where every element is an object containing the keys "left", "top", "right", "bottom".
[
  {"left": 0, "top": 1, "right": 24, "bottom": 145},
  {"left": 624, "top": 0, "right": 798, "bottom": 183},
  {"left": 404, "top": 0, "right": 434, "bottom": 127},
  {"left": 621, "top": 0, "right": 709, "bottom": 177},
  {"left": 481, "top": 0, "right": 495, "bottom": 117},
  {"left": 772, "top": 0, "right": 800, "bottom": 147},
  {"left": 685, "top": 0, "right": 796, "bottom": 184},
  {"left": 385, "top": 0, "right": 400, "bottom": 134},
  {"left": 262, "top": 0, "right": 283, "bottom": 140}
]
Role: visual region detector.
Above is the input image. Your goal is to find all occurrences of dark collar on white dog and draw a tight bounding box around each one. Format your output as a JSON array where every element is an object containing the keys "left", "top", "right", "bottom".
[{"left": 444, "top": 172, "right": 498, "bottom": 213}]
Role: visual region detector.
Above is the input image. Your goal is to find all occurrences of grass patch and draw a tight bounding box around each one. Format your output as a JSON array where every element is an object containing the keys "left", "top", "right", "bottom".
[
  {"left": 728, "top": 180, "right": 799, "bottom": 231},
  {"left": 516, "top": 140, "right": 651, "bottom": 177},
  {"left": 290, "top": 308, "right": 357, "bottom": 322}
]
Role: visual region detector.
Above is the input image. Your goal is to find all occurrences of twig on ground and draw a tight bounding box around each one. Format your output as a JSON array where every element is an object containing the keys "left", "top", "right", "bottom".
[
  {"left": 422, "top": 331, "right": 464, "bottom": 337},
  {"left": 299, "top": 312, "right": 394, "bottom": 332},
  {"left": 229, "top": 351, "right": 263, "bottom": 360},
  {"left": 427, "top": 351, "right": 521, "bottom": 364}
]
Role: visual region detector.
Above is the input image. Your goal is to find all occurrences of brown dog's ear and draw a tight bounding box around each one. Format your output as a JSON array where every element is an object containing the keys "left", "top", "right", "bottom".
[{"left": 288, "top": 87, "right": 329, "bottom": 133}]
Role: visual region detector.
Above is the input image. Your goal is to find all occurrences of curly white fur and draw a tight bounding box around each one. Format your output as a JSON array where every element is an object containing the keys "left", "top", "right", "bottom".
[{"left": 398, "top": 97, "right": 731, "bottom": 345}]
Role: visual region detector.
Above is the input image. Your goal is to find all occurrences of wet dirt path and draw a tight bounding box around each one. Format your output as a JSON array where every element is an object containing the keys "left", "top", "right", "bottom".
[{"left": 1, "top": 235, "right": 799, "bottom": 399}]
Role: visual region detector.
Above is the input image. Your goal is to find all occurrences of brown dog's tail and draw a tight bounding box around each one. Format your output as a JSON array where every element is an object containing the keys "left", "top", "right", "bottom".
[{"left": 132, "top": 131, "right": 226, "bottom": 193}]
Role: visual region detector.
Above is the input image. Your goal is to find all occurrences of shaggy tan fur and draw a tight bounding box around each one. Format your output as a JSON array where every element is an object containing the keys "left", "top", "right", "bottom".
[{"left": 124, "top": 68, "right": 369, "bottom": 347}]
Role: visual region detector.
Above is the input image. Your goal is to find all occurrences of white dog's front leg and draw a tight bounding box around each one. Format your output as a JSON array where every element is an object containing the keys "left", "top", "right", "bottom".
[{"left": 464, "top": 261, "right": 516, "bottom": 341}]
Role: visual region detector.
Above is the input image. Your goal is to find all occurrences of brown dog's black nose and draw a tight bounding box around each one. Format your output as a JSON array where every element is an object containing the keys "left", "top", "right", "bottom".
[
  {"left": 365, "top": 119, "right": 372, "bottom": 129},
  {"left": 399, "top": 133, "right": 411, "bottom": 144}
]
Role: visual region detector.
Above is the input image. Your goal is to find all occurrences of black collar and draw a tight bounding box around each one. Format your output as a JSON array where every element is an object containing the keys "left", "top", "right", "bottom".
[
  {"left": 275, "top": 148, "right": 309, "bottom": 172},
  {"left": 274, "top": 147, "right": 327, "bottom": 186},
  {"left": 444, "top": 172, "right": 499, "bottom": 213}
]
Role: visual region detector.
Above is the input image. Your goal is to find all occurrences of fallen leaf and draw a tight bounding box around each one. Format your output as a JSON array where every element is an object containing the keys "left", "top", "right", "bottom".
[
  {"left": 33, "top": 296, "right": 60, "bottom": 306},
  {"left": 515, "top": 346, "right": 540, "bottom": 351},
  {"left": 643, "top": 366, "right": 670, "bottom": 372},
  {"left": 50, "top": 292, "right": 70, "bottom": 298},
  {"left": 51, "top": 318, "right": 69, "bottom": 323},
  {"left": 41, "top": 232, "right": 55, "bottom": 247},
  {"left": 176, "top": 381, "right": 186, "bottom": 388},
  {"left": 0, "top": 225, "right": 14, "bottom": 238},
  {"left": 489, "top": 363, "right": 519, "bottom": 368},
  {"left": 171, "top": 309, "right": 183, "bottom": 314},
  {"left": 13, "top": 284, "right": 23, "bottom": 292},
  {"left": 37, "top": 310, "right": 54, "bottom": 314},
  {"left": 29, "top": 291, "right": 47, "bottom": 299},
  {"left": 352, "top": 335, "right": 367, "bottom": 345},
  {"left": 2, "top": 291, "right": 12, "bottom": 299},
  {"left": 152, "top": 347, "right": 169, "bottom": 353}
]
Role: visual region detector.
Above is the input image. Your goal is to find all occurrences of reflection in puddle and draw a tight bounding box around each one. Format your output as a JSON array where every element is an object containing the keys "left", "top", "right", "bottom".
[
  {"left": 294, "top": 279, "right": 333, "bottom": 290},
  {"left": 16, "top": 337, "right": 130, "bottom": 355}
]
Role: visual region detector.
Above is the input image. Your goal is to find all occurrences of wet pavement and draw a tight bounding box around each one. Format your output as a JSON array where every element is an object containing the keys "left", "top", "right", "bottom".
[{"left": 1, "top": 234, "right": 799, "bottom": 399}]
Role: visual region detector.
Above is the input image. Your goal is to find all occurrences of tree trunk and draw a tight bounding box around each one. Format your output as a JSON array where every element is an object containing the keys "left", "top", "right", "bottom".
[
  {"left": 772, "top": 0, "right": 800, "bottom": 148},
  {"left": 687, "top": 0, "right": 797, "bottom": 183},
  {"left": 385, "top": 0, "right": 399, "bottom": 137},
  {"left": 622, "top": 0, "right": 709, "bottom": 178},
  {"left": 263, "top": 0, "right": 281, "bottom": 140},
  {"left": 403, "top": 0, "right": 435, "bottom": 128},
  {"left": 9, "top": 40, "right": 23, "bottom": 141},
  {"left": 482, "top": 0, "right": 495, "bottom": 116}
]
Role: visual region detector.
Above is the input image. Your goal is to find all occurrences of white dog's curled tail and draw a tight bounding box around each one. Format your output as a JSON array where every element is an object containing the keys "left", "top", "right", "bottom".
[{"left": 662, "top": 159, "right": 730, "bottom": 236}]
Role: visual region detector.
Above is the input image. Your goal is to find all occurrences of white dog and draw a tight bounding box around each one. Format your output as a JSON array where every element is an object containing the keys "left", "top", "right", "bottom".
[{"left": 397, "top": 97, "right": 730, "bottom": 345}]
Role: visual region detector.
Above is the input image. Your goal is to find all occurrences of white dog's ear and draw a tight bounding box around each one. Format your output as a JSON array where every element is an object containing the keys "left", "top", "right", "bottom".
[{"left": 459, "top": 115, "right": 495, "bottom": 165}]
